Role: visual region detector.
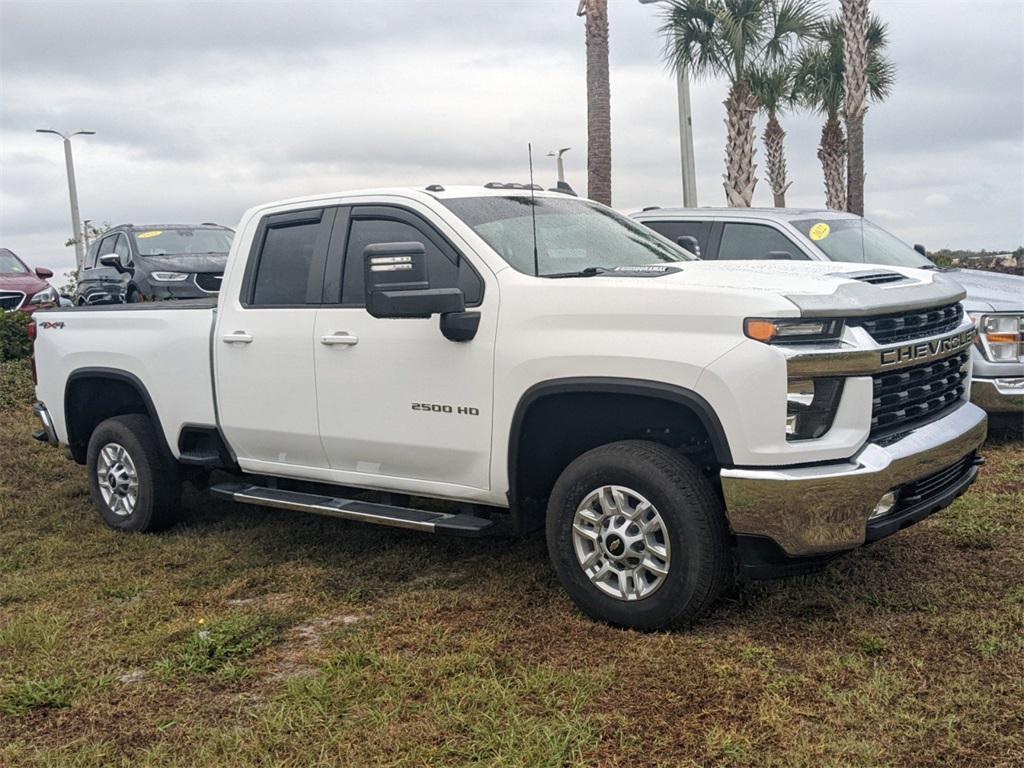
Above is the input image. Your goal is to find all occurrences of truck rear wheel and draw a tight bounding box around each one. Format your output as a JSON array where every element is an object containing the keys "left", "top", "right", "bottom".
[
  {"left": 87, "top": 414, "right": 180, "bottom": 532},
  {"left": 546, "top": 440, "right": 731, "bottom": 630}
]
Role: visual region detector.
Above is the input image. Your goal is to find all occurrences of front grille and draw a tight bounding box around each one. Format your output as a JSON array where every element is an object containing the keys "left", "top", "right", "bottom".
[
  {"left": 857, "top": 302, "right": 963, "bottom": 344},
  {"left": 194, "top": 273, "right": 224, "bottom": 292},
  {"left": 897, "top": 452, "right": 976, "bottom": 511},
  {"left": 0, "top": 290, "right": 25, "bottom": 311},
  {"left": 871, "top": 351, "right": 968, "bottom": 436}
]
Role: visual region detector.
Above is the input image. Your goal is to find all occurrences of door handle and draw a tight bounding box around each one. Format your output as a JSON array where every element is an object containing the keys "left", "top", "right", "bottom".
[
  {"left": 222, "top": 331, "right": 253, "bottom": 344},
  {"left": 320, "top": 332, "right": 359, "bottom": 346}
]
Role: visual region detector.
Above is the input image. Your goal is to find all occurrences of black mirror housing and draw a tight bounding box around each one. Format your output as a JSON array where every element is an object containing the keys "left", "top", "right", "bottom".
[
  {"left": 363, "top": 241, "right": 466, "bottom": 319},
  {"left": 913, "top": 243, "right": 927, "bottom": 257},
  {"left": 677, "top": 236, "right": 701, "bottom": 257}
]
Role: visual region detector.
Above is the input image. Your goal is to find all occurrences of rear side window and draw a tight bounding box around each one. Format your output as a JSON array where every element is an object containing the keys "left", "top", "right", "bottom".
[
  {"left": 643, "top": 220, "right": 712, "bottom": 257},
  {"left": 717, "top": 223, "right": 806, "bottom": 260},
  {"left": 340, "top": 213, "right": 483, "bottom": 306},
  {"left": 250, "top": 210, "right": 325, "bottom": 306}
]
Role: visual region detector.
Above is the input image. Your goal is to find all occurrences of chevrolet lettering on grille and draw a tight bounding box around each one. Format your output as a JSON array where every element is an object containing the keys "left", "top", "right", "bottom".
[{"left": 879, "top": 328, "right": 975, "bottom": 368}]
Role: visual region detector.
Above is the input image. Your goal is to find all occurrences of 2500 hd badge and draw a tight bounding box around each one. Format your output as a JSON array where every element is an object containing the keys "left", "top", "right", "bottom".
[{"left": 879, "top": 328, "right": 975, "bottom": 367}]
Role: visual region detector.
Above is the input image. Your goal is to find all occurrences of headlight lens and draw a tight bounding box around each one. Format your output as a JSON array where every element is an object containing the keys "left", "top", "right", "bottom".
[
  {"left": 151, "top": 271, "right": 190, "bottom": 282},
  {"left": 745, "top": 317, "right": 843, "bottom": 344},
  {"left": 786, "top": 378, "right": 844, "bottom": 440},
  {"left": 971, "top": 314, "right": 1023, "bottom": 362},
  {"left": 29, "top": 285, "right": 59, "bottom": 305}
]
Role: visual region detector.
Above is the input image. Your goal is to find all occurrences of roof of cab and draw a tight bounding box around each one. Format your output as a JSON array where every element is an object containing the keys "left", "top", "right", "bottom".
[{"left": 631, "top": 207, "right": 860, "bottom": 221}]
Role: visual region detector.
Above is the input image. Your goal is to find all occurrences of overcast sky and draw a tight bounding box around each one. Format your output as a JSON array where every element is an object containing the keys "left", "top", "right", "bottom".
[{"left": 1, "top": 0, "right": 1022, "bottom": 277}]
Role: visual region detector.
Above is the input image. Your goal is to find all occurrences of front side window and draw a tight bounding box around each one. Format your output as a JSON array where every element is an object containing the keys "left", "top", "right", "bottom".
[
  {"left": 341, "top": 214, "right": 483, "bottom": 305},
  {"left": 442, "top": 196, "right": 691, "bottom": 276},
  {"left": 791, "top": 217, "right": 933, "bottom": 268},
  {"left": 718, "top": 223, "right": 806, "bottom": 260},
  {"left": 97, "top": 234, "right": 119, "bottom": 259},
  {"left": 0, "top": 249, "right": 28, "bottom": 274},
  {"left": 112, "top": 234, "right": 131, "bottom": 265},
  {"left": 643, "top": 220, "right": 710, "bottom": 257},
  {"left": 251, "top": 218, "right": 322, "bottom": 306},
  {"left": 132, "top": 228, "right": 234, "bottom": 257}
]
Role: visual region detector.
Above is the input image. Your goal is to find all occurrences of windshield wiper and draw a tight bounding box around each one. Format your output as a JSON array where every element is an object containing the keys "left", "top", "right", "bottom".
[{"left": 542, "top": 266, "right": 611, "bottom": 279}]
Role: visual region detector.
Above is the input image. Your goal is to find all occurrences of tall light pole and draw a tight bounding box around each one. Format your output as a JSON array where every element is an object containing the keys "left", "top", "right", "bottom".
[
  {"left": 547, "top": 147, "right": 571, "bottom": 183},
  {"left": 36, "top": 129, "right": 95, "bottom": 270},
  {"left": 638, "top": 0, "right": 697, "bottom": 207}
]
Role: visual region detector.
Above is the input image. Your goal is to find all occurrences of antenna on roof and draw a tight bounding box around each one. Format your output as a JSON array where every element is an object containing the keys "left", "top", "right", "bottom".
[{"left": 528, "top": 143, "right": 540, "bottom": 277}]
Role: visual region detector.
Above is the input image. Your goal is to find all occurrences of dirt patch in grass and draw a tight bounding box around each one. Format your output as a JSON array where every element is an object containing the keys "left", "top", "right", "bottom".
[{"left": 1, "top": 397, "right": 1022, "bottom": 767}]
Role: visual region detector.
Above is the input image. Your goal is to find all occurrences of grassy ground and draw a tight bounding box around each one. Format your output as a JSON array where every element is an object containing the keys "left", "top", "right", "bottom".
[{"left": 1, "top": 357, "right": 1022, "bottom": 767}]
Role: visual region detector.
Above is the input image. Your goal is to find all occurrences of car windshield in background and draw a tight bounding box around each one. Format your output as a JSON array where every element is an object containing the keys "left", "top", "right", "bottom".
[
  {"left": 792, "top": 217, "right": 933, "bottom": 269},
  {"left": 132, "top": 228, "right": 234, "bottom": 257},
  {"left": 0, "top": 249, "right": 29, "bottom": 274},
  {"left": 442, "top": 196, "right": 693, "bottom": 276}
]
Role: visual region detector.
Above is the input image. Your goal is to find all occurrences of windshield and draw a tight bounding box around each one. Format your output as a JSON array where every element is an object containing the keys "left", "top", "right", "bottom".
[
  {"left": 0, "top": 249, "right": 29, "bottom": 274},
  {"left": 132, "top": 228, "right": 234, "bottom": 257},
  {"left": 442, "top": 196, "right": 693, "bottom": 275},
  {"left": 791, "top": 217, "right": 933, "bottom": 268}
]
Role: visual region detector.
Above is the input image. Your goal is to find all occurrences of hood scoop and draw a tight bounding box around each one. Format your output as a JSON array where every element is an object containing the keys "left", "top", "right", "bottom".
[{"left": 835, "top": 269, "right": 912, "bottom": 285}]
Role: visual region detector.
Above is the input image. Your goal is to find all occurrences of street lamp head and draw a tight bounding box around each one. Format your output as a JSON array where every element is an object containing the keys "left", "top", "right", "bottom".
[
  {"left": 36, "top": 128, "right": 65, "bottom": 138},
  {"left": 72, "top": 131, "right": 97, "bottom": 137}
]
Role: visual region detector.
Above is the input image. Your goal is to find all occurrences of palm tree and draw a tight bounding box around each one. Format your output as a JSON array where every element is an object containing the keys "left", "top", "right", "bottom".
[
  {"left": 749, "top": 63, "right": 797, "bottom": 207},
  {"left": 841, "top": 0, "right": 869, "bottom": 215},
  {"left": 793, "top": 14, "right": 893, "bottom": 210},
  {"left": 579, "top": 0, "right": 612, "bottom": 205},
  {"left": 659, "top": 0, "right": 820, "bottom": 207}
]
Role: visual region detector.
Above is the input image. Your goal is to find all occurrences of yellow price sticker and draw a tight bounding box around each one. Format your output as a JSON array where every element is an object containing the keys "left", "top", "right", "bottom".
[
  {"left": 809, "top": 223, "right": 830, "bottom": 241},
  {"left": 137, "top": 230, "right": 163, "bottom": 239}
]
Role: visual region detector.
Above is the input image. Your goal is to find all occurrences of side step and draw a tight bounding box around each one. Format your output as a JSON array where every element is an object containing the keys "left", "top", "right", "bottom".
[{"left": 209, "top": 482, "right": 494, "bottom": 537}]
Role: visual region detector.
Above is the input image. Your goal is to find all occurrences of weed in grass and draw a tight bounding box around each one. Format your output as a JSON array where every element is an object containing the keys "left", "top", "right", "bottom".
[
  {"left": 155, "top": 613, "right": 281, "bottom": 679},
  {"left": 0, "top": 611, "right": 64, "bottom": 655},
  {"left": 0, "top": 675, "right": 76, "bottom": 716},
  {"left": 855, "top": 634, "right": 888, "bottom": 657}
]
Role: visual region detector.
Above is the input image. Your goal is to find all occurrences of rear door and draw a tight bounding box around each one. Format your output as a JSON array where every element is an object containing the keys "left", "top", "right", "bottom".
[
  {"left": 312, "top": 203, "right": 496, "bottom": 493},
  {"left": 215, "top": 207, "right": 334, "bottom": 472}
]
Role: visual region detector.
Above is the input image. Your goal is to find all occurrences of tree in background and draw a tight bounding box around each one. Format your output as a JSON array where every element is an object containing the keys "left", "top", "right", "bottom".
[
  {"left": 749, "top": 63, "right": 797, "bottom": 207},
  {"left": 659, "top": 0, "right": 820, "bottom": 207},
  {"left": 841, "top": 0, "right": 869, "bottom": 215},
  {"left": 578, "top": 0, "right": 612, "bottom": 205},
  {"left": 793, "top": 13, "right": 893, "bottom": 210}
]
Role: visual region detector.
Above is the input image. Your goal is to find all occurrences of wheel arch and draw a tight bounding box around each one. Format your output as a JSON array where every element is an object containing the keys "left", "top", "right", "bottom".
[
  {"left": 506, "top": 377, "right": 733, "bottom": 529},
  {"left": 64, "top": 367, "right": 170, "bottom": 463}
]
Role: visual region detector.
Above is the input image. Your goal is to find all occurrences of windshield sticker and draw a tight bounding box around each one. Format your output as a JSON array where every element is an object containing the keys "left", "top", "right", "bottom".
[
  {"left": 137, "top": 230, "right": 163, "bottom": 239},
  {"left": 809, "top": 223, "right": 830, "bottom": 241}
]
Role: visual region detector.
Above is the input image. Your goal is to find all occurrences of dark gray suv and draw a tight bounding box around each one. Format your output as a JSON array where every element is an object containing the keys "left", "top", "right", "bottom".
[{"left": 76, "top": 224, "right": 234, "bottom": 305}]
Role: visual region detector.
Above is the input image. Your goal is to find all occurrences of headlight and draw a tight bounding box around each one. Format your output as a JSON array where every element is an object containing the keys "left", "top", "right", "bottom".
[
  {"left": 150, "top": 271, "right": 190, "bottom": 282},
  {"left": 745, "top": 317, "right": 843, "bottom": 344},
  {"left": 786, "top": 378, "right": 844, "bottom": 440},
  {"left": 29, "top": 285, "right": 59, "bottom": 306},
  {"left": 971, "top": 313, "right": 1023, "bottom": 362}
]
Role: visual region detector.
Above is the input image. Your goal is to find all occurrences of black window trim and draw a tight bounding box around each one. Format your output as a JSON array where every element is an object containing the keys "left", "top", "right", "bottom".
[
  {"left": 322, "top": 203, "right": 485, "bottom": 309},
  {"left": 239, "top": 206, "right": 335, "bottom": 309}
]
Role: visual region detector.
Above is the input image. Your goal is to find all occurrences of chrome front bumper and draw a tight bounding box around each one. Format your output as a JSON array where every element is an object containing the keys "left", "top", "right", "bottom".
[
  {"left": 970, "top": 377, "right": 1024, "bottom": 414},
  {"left": 720, "top": 403, "right": 988, "bottom": 557}
]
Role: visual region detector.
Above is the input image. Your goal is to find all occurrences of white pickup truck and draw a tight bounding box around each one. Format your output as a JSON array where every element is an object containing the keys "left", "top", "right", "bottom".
[{"left": 31, "top": 185, "right": 987, "bottom": 630}]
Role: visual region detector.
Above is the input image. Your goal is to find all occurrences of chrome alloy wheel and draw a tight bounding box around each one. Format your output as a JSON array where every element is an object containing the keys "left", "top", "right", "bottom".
[
  {"left": 571, "top": 485, "right": 671, "bottom": 601},
  {"left": 96, "top": 442, "right": 139, "bottom": 517}
]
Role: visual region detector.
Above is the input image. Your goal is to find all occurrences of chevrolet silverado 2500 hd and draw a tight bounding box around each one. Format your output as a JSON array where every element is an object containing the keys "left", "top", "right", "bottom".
[{"left": 31, "top": 186, "right": 987, "bottom": 630}]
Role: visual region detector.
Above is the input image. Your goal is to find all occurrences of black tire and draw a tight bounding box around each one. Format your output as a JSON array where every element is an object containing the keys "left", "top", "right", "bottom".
[
  {"left": 546, "top": 440, "right": 731, "bottom": 631},
  {"left": 126, "top": 287, "right": 142, "bottom": 303},
  {"left": 87, "top": 414, "right": 181, "bottom": 532}
]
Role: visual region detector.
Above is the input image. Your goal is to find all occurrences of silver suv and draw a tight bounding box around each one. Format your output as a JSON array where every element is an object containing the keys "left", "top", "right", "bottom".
[{"left": 632, "top": 207, "right": 1023, "bottom": 417}]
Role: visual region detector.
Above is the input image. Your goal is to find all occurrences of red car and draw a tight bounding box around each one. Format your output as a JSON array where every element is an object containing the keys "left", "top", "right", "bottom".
[{"left": 0, "top": 248, "right": 58, "bottom": 312}]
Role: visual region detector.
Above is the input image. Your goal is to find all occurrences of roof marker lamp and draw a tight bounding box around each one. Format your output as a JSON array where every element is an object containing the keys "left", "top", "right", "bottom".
[{"left": 745, "top": 318, "right": 843, "bottom": 344}]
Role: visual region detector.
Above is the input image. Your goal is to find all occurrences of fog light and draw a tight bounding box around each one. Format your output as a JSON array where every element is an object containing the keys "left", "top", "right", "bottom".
[{"left": 869, "top": 491, "right": 898, "bottom": 521}]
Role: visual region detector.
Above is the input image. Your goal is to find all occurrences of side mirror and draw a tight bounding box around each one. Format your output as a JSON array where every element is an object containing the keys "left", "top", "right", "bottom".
[
  {"left": 34, "top": 267, "right": 53, "bottom": 279},
  {"left": 363, "top": 242, "right": 465, "bottom": 319},
  {"left": 767, "top": 251, "right": 795, "bottom": 260},
  {"left": 677, "top": 236, "right": 701, "bottom": 257},
  {"left": 913, "top": 243, "right": 927, "bottom": 257},
  {"left": 99, "top": 253, "right": 129, "bottom": 273}
]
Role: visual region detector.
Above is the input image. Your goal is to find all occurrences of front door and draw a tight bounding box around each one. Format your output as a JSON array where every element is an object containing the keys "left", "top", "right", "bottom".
[
  {"left": 313, "top": 204, "right": 496, "bottom": 494},
  {"left": 215, "top": 206, "right": 334, "bottom": 473}
]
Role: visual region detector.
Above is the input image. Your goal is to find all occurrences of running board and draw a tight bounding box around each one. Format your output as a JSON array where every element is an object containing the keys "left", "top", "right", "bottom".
[{"left": 209, "top": 482, "right": 494, "bottom": 537}]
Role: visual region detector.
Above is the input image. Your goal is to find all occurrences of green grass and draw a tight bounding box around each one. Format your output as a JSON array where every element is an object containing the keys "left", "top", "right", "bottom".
[{"left": 1, "top": 363, "right": 1022, "bottom": 767}]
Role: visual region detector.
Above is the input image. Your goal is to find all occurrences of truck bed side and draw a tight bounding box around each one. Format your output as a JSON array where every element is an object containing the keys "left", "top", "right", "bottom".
[{"left": 32, "top": 301, "right": 217, "bottom": 459}]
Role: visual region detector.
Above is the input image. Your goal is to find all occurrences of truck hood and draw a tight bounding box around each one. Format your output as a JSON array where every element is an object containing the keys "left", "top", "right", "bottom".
[
  {"left": 938, "top": 268, "right": 1024, "bottom": 312},
  {"left": 650, "top": 260, "right": 966, "bottom": 317},
  {"left": 141, "top": 254, "right": 227, "bottom": 274}
]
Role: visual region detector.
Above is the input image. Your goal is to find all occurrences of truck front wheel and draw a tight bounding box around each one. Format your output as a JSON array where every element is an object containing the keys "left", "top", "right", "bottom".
[
  {"left": 546, "top": 440, "right": 731, "bottom": 630},
  {"left": 86, "top": 414, "right": 180, "bottom": 532}
]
